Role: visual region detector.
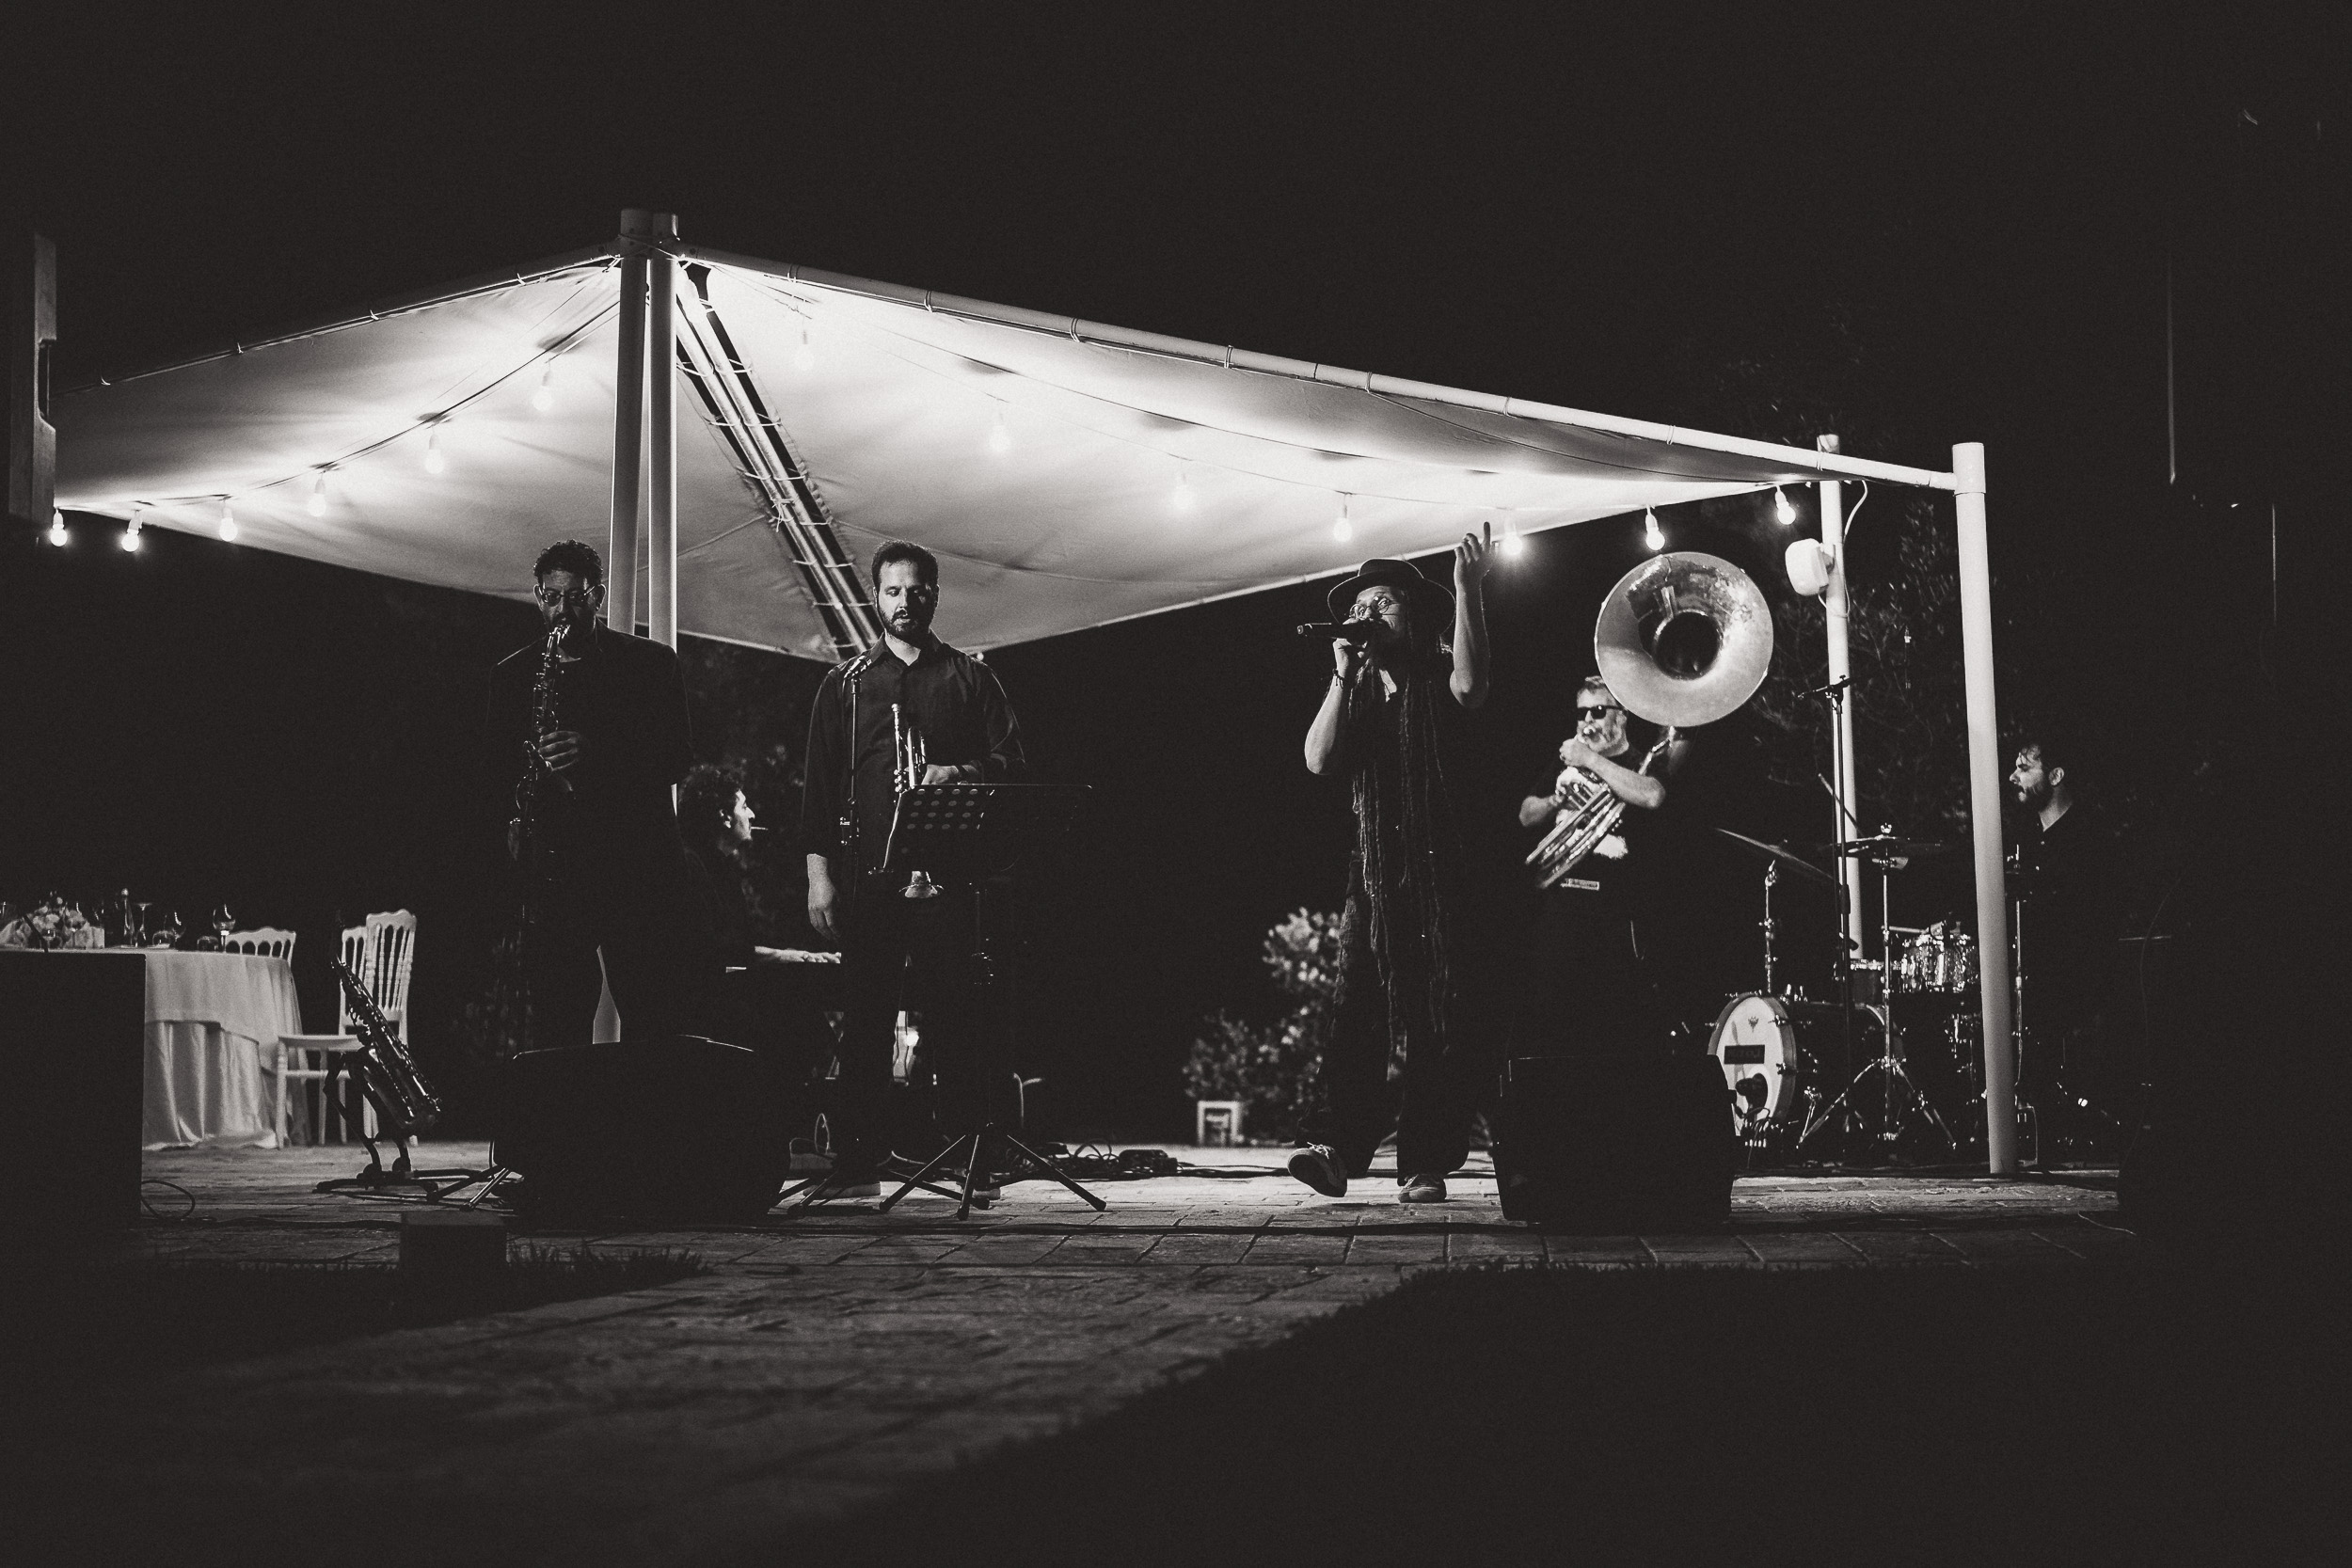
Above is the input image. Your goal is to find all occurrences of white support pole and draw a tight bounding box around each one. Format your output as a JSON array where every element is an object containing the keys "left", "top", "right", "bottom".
[
  {"left": 607, "top": 211, "right": 653, "bottom": 636},
  {"left": 1818, "top": 435, "right": 1866, "bottom": 958},
  {"left": 645, "top": 214, "right": 679, "bottom": 650},
  {"left": 1952, "top": 442, "right": 2017, "bottom": 1175}
]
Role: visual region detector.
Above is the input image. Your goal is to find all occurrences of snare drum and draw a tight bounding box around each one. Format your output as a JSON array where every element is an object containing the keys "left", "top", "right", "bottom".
[
  {"left": 1708, "top": 993, "right": 1823, "bottom": 1137},
  {"left": 1893, "top": 921, "right": 1979, "bottom": 996}
]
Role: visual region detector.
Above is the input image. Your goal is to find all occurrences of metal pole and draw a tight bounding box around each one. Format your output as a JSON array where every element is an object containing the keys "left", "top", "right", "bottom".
[
  {"left": 1951, "top": 442, "right": 2017, "bottom": 1175},
  {"left": 1818, "top": 435, "right": 1866, "bottom": 958},
  {"left": 607, "top": 211, "right": 653, "bottom": 636},
  {"left": 645, "top": 214, "right": 679, "bottom": 650}
]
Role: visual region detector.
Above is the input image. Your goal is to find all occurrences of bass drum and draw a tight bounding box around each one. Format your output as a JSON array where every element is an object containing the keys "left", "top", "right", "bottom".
[{"left": 1708, "top": 993, "right": 1819, "bottom": 1140}]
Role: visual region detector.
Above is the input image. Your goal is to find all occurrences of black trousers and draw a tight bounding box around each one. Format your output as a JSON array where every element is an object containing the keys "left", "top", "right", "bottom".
[
  {"left": 1307, "top": 882, "right": 1474, "bottom": 1180},
  {"left": 1512, "top": 889, "right": 1662, "bottom": 1057},
  {"left": 521, "top": 855, "right": 707, "bottom": 1053},
  {"left": 832, "top": 879, "right": 983, "bottom": 1164}
]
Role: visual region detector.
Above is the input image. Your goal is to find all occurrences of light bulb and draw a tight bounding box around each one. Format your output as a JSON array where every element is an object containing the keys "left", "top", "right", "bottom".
[
  {"left": 987, "top": 406, "right": 1010, "bottom": 454},
  {"left": 218, "top": 502, "right": 239, "bottom": 543},
  {"left": 307, "top": 473, "right": 328, "bottom": 517},
  {"left": 1171, "top": 469, "right": 1196, "bottom": 514},
  {"left": 424, "top": 428, "right": 446, "bottom": 474},
  {"left": 1500, "top": 522, "right": 1525, "bottom": 559},
  {"left": 46, "top": 512, "right": 67, "bottom": 546},
  {"left": 1333, "top": 497, "right": 1353, "bottom": 544},
  {"left": 1773, "top": 486, "right": 1797, "bottom": 526},
  {"left": 793, "top": 325, "right": 815, "bottom": 372},
  {"left": 122, "top": 516, "right": 143, "bottom": 552},
  {"left": 532, "top": 365, "right": 555, "bottom": 412},
  {"left": 1643, "top": 509, "right": 1663, "bottom": 551}
]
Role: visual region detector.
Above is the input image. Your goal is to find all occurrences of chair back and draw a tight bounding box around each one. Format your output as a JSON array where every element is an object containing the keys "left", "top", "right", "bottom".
[
  {"left": 332, "top": 925, "right": 368, "bottom": 1031},
  {"left": 364, "top": 910, "right": 420, "bottom": 1040},
  {"left": 221, "top": 927, "right": 297, "bottom": 960}
]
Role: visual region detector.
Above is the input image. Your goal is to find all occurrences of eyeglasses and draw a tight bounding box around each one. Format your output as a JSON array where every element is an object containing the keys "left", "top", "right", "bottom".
[
  {"left": 533, "top": 587, "right": 598, "bottom": 608},
  {"left": 1577, "top": 705, "right": 1626, "bottom": 721}
]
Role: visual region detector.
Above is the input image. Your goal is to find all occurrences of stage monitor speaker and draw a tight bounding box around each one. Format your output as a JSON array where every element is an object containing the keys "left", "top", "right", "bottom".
[
  {"left": 5, "top": 225, "right": 56, "bottom": 530},
  {"left": 0, "top": 952, "right": 145, "bottom": 1233},
  {"left": 1494, "top": 1052, "right": 1734, "bottom": 1231},
  {"left": 495, "top": 1036, "right": 791, "bottom": 1222}
]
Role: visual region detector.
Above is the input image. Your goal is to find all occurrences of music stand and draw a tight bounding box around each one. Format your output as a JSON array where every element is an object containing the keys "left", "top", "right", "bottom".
[{"left": 871, "top": 783, "right": 1107, "bottom": 1220}]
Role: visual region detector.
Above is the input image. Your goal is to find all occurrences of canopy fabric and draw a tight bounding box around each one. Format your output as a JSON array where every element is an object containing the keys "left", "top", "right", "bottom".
[{"left": 57, "top": 247, "right": 1890, "bottom": 656}]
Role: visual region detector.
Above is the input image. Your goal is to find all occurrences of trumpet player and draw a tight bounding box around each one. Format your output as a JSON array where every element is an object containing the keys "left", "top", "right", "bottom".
[
  {"left": 800, "top": 541, "right": 1026, "bottom": 1188},
  {"left": 1513, "top": 674, "right": 1679, "bottom": 1056},
  {"left": 1290, "top": 529, "right": 1492, "bottom": 1205}
]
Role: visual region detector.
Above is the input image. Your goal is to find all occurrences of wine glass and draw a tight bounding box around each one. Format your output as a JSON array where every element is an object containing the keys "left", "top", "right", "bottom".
[
  {"left": 134, "top": 902, "right": 158, "bottom": 947},
  {"left": 211, "top": 904, "right": 236, "bottom": 945}
]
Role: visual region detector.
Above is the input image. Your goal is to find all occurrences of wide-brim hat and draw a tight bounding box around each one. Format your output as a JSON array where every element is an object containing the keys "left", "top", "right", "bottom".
[{"left": 1326, "top": 558, "right": 1453, "bottom": 626}]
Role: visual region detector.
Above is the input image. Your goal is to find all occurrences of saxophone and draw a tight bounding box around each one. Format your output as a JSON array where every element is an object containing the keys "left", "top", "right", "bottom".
[
  {"left": 1526, "top": 729, "right": 1674, "bottom": 889},
  {"left": 331, "top": 955, "right": 444, "bottom": 1141},
  {"left": 511, "top": 622, "right": 573, "bottom": 912}
]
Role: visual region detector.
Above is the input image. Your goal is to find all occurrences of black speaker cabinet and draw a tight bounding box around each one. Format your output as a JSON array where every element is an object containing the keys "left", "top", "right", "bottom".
[
  {"left": 1494, "top": 1052, "right": 1735, "bottom": 1231},
  {"left": 495, "top": 1036, "right": 791, "bottom": 1223},
  {"left": 0, "top": 952, "right": 146, "bottom": 1233},
  {"left": 5, "top": 226, "right": 56, "bottom": 530}
]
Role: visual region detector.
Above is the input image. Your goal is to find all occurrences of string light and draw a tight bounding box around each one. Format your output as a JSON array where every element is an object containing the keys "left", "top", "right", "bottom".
[
  {"left": 1500, "top": 521, "right": 1525, "bottom": 559},
  {"left": 122, "top": 513, "right": 143, "bottom": 552},
  {"left": 1333, "top": 495, "right": 1353, "bottom": 544},
  {"left": 987, "top": 404, "right": 1010, "bottom": 455},
  {"left": 424, "top": 427, "right": 446, "bottom": 474},
  {"left": 218, "top": 501, "right": 239, "bottom": 542},
  {"left": 47, "top": 511, "right": 68, "bottom": 546},
  {"left": 308, "top": 472, "right": 329, "bottom": 517},
  {"left": 1643, "top": 509, "right": 1663, "bottom": 551},
  {"left": 532, "top": 363, "right": 557, "bottom": 412},
  {"left": 1773, "top": 485, "right": 1797, "bottom": 526}
]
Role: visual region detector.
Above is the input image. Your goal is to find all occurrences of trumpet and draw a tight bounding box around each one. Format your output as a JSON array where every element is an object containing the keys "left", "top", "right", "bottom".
[{"left": 892, "top": 703, "right": 944, "bottom": 901}]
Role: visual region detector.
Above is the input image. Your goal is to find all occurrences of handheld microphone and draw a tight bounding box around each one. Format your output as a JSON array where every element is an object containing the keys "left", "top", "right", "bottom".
[{"left": 1296, "top": 621, "right": 1379, "bottom": 642}]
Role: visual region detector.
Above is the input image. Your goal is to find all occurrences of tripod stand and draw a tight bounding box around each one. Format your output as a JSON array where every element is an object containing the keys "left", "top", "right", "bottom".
[
  {"left": 1800, "top": 837, "right": 1957, "bottom": 1157},
  {"left": 850, "top": 783, "right": 1106, "bottom": 1221}
]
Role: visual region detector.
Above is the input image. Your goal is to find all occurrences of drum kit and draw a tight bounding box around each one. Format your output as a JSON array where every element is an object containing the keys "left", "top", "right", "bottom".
[{"left": 1706, "top": 826, "right": 2000, "bottom": 1165}]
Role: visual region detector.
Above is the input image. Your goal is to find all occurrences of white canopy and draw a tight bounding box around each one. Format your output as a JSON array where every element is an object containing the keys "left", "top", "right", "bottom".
[{"left": 54, "top": 241, "right": 1947, "bottom": 657}]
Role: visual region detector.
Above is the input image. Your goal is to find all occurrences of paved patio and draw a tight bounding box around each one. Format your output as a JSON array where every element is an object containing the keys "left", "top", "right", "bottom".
[{"left": 24, "top": 1143, "right": 2137, "bottom": 1562}]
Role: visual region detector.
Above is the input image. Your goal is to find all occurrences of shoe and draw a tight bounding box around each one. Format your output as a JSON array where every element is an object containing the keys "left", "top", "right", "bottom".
[
  {"left": 814, "top": 1172, "right": 882, "bottom": 1199},
  {"left": 1399, "top": 1174, "right": 1447, "bottom": 1203},
  {"left": 1287, "top": 1144, "right": 1348, "bottom": 1197}
]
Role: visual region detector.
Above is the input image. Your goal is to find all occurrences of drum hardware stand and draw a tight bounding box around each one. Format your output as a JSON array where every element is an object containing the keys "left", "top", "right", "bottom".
[{"left": 1803, "top": 839, "right": 1957, "bottom": 1156}]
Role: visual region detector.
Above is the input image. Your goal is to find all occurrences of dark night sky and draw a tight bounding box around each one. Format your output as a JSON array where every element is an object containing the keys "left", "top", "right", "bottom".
[{"left": 8, "top": 4, "right": 2345, "bottom": 1131}]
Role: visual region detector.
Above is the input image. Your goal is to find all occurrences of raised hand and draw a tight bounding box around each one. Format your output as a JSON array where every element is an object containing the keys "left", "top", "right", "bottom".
[{"left": 1454, "top": 521, "right": 1494, "bottom": 592}]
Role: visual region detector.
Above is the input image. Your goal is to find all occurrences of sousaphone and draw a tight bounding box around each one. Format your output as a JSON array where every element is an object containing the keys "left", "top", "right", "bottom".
[{"left": 1527, "top": 551, "right": 1772, "bottom": 887}]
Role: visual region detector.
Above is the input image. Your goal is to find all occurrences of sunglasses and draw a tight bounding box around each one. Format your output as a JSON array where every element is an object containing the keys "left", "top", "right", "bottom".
[{"left": 1577, "top": 705, "right": 1627, "bottom": 721}]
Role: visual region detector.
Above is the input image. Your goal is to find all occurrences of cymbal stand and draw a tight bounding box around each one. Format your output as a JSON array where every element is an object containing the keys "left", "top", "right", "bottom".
[
  {"left": 1801, "top": 847, "right": 1955, "bottom": 1157},
  {"left": 1760, "top": 862, "right": 1780, "bottom": 994}
]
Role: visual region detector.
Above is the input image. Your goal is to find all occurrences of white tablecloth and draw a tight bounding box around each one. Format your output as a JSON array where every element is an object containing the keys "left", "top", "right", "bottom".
[{"left": 137, "top": 951, "right": 302, "bottom": 1149}]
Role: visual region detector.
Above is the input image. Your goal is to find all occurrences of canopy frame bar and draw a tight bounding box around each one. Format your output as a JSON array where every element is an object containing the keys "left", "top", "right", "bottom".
[{"left": 680, "top": 245, "right": 1959, "bottom": 494}]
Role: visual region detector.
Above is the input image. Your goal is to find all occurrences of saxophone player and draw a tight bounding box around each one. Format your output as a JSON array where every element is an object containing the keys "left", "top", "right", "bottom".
[
  {"left": 1513, "top": 674, "right": 1678, "bottom": 1057},
  {"left": 799, "top": 541, "right": 1026, "bottom": 1191},
  {"left": 489, "top": 539, "right": 706, "bottom": 1053}
]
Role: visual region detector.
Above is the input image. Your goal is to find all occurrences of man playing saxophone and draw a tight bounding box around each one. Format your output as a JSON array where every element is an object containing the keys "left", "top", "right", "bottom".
[
  {"left": 489, "top": 539, "right": 705, "bottom": 1053},
  {"left": 1513, "top": 674, "right": 1680, "bottom": 1055},
  {"left": 800, "top": 541, "right": 1026, "bottom": 1192}
]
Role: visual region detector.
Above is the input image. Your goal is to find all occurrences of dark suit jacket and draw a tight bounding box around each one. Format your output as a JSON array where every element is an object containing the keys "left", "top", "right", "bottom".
[{"left": 489, "top": 624, "right": 695, "bottom": 872}]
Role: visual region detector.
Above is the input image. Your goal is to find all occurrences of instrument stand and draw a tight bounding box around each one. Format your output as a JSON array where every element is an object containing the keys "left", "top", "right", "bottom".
[
  {"left": 311, "top": 1067, "right": 504, "bottom": 1204},
  {"left": 881, "top": 1123, "right": 1107, "bottom": 1221},
  {"left": 1804, "top": 845, "right": 1957, "bottom": 1159},
  {"left": 865, "top": 783, "right": 1104, "bottom": 1219},
  {"left": 778, "top": 1155, "right": 965, "bottom": 1212}
]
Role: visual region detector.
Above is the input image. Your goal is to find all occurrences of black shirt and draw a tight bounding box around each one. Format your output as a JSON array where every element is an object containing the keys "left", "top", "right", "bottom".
[
  {"left": 799, "top": 639, "right": 1025, "bottom": 877},
  {"left": 488, "top": 624, "right": 695, "bottom": 864},
  {"left": 1528, "top": 735, "right": 1666, "bottom": 911},
  {"left": 2014, "top": 803, "right": 2118, "bottom": 1029}
]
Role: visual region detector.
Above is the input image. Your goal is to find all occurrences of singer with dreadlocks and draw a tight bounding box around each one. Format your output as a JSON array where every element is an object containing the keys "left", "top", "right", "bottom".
[{"left": 1292, "top": 526, "right": 1493, "bottom": 1204}]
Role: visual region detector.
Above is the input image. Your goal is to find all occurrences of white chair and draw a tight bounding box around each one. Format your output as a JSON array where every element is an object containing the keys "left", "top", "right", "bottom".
[
  {"left": 269, "top": 911, "right": 419, "bottom": 1147},
  {"left": 220, "top": 927, "right": 297, "bottom": 960}
]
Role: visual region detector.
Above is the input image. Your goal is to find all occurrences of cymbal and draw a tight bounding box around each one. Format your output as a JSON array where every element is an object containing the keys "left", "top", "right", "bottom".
[
  {"left": 1715, "top": 829, "right": 1838, "bottom": 888},
  {"left": 1824, "top": 833, "right": 1956, "bottom": 861}
]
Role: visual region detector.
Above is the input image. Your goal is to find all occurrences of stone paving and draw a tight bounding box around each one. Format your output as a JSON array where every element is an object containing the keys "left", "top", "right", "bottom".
[{"left": 28, "top": 1143, "right": 2136, "bottom": 1562}]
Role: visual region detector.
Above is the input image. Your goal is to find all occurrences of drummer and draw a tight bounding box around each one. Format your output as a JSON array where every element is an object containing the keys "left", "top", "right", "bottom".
[{"left": 2007, "top": 736, "right": 2121, "bottom": 1133}]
